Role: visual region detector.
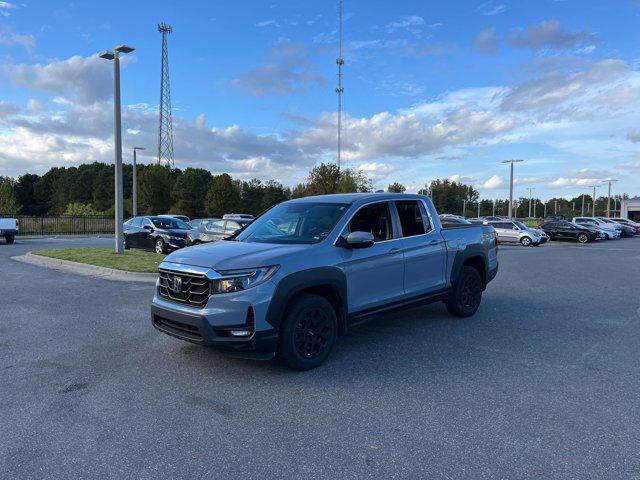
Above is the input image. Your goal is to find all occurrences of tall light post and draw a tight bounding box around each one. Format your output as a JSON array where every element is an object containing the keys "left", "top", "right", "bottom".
[
  {"left": 501, "top": 159, "right": 524, "bottom": 219},
  {"left": 526, "top": 187, "right": 535, "bottom": 218},
  {"left": 601, "top": 179, "right": 618, "bottom": 218},
  {"left": 581, "top": 193, "right": 585, "bottom": 216},
  {"left": 132, "top": 147, "right": 145, "bottom": 217},
  {"left": 587, "top": 185, "right": 598, "bottom": 216},
  {"left": 100, "top": 44, "right": 135, "bottom": 254}
]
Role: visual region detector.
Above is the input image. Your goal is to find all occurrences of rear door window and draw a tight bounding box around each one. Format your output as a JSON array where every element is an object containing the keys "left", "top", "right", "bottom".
[{"left": 395, "top": 200, "right": 428, "bottom": 237}]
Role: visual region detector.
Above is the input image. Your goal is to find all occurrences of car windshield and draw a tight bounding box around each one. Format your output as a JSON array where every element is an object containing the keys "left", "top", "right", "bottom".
[
  {"left": 151, "top": 218, "right": 190, "bottom": 230},
  {"left": 234, "top": 202, "right": 349, "bottom": 244}
]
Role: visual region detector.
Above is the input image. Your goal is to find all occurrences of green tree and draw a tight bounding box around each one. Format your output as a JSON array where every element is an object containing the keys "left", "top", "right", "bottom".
[
  {"left": 429, "top": 179, "right": 479, "bottom": 215},
  {"left": 139, "top": 165, "right": 173, "bottom": 214},
  {"left": 387, "top": 182, "right": 406, "bottom": 193},
  {"left": 64, "top": 202, "right": 101, "bottom": 216},
  {"left": 241, "top": 178, "right": 264, "bottom": 216},
  {"left": 205, "top": 173, "right": 242, "bottom": 217},
  {"left": 171, "top": 168, "right": 213, "bottom": 218},
  {"left": 339, "top": 168, "right": 372, "bottom": 193},
  {"left": 14, "top": 173, "right": 40, "bottom": 215},
  {"left": 306, "top": 163, "right": 341, "bottom": 195},
  {"left": 0, "top": 179, "right": 21, "bottom": 214},
  {"left": 261, "top": 180, "right": 289, "bottom": 211}
]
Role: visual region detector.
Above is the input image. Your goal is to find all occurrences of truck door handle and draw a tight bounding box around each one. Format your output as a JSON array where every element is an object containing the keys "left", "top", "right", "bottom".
[
  {"left": 388, "top": 247, "right": 402, "bottom": 255},
  {"left": 427, "top": 239, "right": 443, "bottom": 246}
]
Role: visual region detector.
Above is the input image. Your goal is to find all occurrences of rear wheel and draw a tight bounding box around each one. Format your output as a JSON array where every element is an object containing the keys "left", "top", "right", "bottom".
[
  {"left": 277, "top": 294, "right": 338, "bottom": 370},
  {"left": 154, "top": 237, "right": 165, "bottom": 254},
  {"left": 124, "top": 236, "right": 130, "bottom": 249},
  {"left": 520, "top": 236, "right": 532, "bottom": 247},
  {"left": 5, "top": 235, "right": 14, "bottom": 244},
  {"left": 577, "top": 233, "right": 589, "bottom": 244},
  {"left": 445, "top": 266, "right": 483, "bottom": 317}
]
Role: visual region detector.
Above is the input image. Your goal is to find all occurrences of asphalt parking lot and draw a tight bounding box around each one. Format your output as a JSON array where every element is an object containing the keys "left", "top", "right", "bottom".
[{"left": 1, "top": 236, "right": 639, "bottom": 479}]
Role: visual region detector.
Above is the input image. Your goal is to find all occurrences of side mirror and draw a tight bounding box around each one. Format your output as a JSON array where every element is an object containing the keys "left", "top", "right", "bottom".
[
  {"left": 338, "top": 231, "right": 375, "bottom": 249},
  {"left": 143, "top": 225, "right": 154, "bottom": 232}
]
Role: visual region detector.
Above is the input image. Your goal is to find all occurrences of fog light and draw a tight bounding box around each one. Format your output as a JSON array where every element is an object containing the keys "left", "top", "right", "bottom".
[{"left": 230, "top": 330, "right": 252, "bottom": 337}]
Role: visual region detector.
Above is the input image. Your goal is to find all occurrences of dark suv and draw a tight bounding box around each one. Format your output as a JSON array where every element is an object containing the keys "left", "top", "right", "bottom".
[
  {"left": 124, "top": 216, "right": 191, "bottom": 253},
  {"left": 538, "top": 220, "right": 597, "bottom": 243}
]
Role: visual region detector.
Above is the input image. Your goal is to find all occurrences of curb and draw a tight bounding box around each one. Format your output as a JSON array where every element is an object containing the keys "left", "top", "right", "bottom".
[{"left": 11, "top": 252, "right": 158, "bottom": 283}]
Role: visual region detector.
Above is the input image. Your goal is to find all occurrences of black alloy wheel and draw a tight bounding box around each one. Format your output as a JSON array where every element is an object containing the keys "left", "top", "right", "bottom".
[
  {"left": 278, "top": 294, "right": 337, "bottom": 370},
  {"left": 445, "top": 266, "right": 483, "bottom": 317}
]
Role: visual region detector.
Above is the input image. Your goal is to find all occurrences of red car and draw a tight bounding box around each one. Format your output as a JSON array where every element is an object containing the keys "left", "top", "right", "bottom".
[{"left": 611, "top": 218, "right": 640, "bottom": 234}]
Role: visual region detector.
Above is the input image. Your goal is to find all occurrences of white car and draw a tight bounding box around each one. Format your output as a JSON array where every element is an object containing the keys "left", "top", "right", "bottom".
[
  {"left": 572, "top": 217, "right": 620, "bottom": 239},
  {"left": 0, "top": 218, "right": 18, "bottom": 244}
]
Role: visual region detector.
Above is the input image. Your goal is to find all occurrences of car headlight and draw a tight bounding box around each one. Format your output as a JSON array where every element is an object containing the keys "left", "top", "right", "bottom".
[{"left": 211, "top": 266, "right": 279, "bottom": 294}]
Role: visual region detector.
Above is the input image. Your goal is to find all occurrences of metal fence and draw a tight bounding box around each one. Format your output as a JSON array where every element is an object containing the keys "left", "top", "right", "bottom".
[{"left": 0, "top": 215, "right": 114, "bottom": 236}]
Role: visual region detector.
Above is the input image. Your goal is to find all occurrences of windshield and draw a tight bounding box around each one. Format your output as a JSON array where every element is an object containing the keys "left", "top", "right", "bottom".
[
  {"left": 234, "top": 202, "right": 349, "bottom": 244},
  {"left": 151, "top": 218, "right": 190, "bottom": 230},
  {"left": 513, "top": 221, "right": 528, "bottom": 230}
]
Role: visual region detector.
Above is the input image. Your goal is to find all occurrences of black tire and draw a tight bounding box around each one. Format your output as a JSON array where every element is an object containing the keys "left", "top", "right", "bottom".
[
  {"left": 277, "top": 294, "right": 338, "bottom": 370},
  {"left": 520, "top": 236, "right": 532, "bottom": 247},
  {"left": 445, "top": 266, "right": 483, "bottom": 318},
  {"left": 124, "top": 236, "right": 130, "bottom": 250},
  {"left": 154, "top": 237, "right": 165, "bottom": 254},
  {"left": 5, "top": 235, "right": 15, "bottom": 244},
  {"left": 577, "top": 233, "right": 588, "bottom": 244}
]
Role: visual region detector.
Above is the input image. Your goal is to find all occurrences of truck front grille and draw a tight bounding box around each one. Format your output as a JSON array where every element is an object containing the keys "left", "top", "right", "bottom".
[{"left": 158, "top": 269, "right": 210, "bottom": 308}]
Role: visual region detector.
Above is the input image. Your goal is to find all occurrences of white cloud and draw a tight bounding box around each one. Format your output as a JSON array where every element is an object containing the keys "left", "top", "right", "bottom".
[
  {"left": 255, "top": 20, "right": 279, "bottom": 27},
  {"left": 0, "top": 27, "right": 35, "bottom": 52},
  {"left": 386, "top": 15, "right": 424, "bottom": 30},
  {"left": 473, "top": 28, "right": 499, "bottom": 54},
  {"left": 4, "top": 55, "right": 115, "bottom": 105},
  {"left": 627, "top": 130, "right": 640, "bottom": 143},
  {"left": 507, "top": 20, "right": 593, "bottom": 50},
  {"left": 0, "top": 1, "right": 16, "bottom": 16},
  {"left": 482, "top": 175, "right": 504, "bottom": 189},
  {"left": 477, "top": 2, "right": 507, "bottom": 16}
]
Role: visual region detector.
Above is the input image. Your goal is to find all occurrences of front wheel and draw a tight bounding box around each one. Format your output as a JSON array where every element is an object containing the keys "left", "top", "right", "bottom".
[
  {"left": 577, "top": 233, "right": 588, "bottom": 244},
  {"left": 5, "top": 235, "right": 14, "bottom": 244},
  {"left": 154, "top": 237, "right": 165, "bottom": 254},
  {"left": 520, "top": 236, "right": 532, "bottom": 247},
  {"left": 445, "top": 266, "right": 483, "bottom": 317},
  {"left": 277, "top": 294, "right": 338, "bottom": 370}
]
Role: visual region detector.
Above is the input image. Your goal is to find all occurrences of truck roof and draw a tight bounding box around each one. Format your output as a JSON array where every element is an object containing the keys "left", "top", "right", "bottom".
[{"left": 285, "top": 193, "right": 428, "bottom": 205}]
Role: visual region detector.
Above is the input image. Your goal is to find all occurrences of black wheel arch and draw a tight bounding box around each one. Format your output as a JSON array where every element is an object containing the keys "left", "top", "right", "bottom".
[
  {"left": 450, "top": 246, "right": 488, "bottom": 291},
  {"left": 266, "top": 267, "right": 348, "bottom": 336}
]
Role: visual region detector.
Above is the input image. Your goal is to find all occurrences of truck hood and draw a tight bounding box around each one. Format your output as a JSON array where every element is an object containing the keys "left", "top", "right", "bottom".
[{"left": 162, "top": 240, "right": 310, "bottom": 270}]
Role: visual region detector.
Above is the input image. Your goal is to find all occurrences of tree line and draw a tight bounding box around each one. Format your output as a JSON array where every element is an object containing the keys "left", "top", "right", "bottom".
[{"left": 0, "top": 162, "right": 627, "bottom": 219}]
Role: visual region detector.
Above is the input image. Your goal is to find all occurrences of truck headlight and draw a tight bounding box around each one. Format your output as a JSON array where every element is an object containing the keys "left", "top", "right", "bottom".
[{"left": 211, "top": 266, "right": 279, "bottom": 294}]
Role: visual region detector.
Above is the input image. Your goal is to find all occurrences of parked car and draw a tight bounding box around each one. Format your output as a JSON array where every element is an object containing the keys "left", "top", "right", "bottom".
[
  {"left": 572, "top": 217, "right": 620, "bottom": 239},
  {"left": 611, "top": 218, "right": 640, "bottom": 234},
  {"left": 124, "top": 216, "right": 192, "bottom": 253},
  {"left": 596, "top": 217, "right": 635, "bottom": 237},
  {"left": 439, "top": 215, "right": 471, "bottom": 225},
  {"left": 187, "top": 218, "right": 251, "bottom": 245},
  {"left": 158, "top": 214, "right": 191, "bottom": 224},
  {"left": 0, "top": 218, "right": 18, "bottom": 244},
  {"left": 487, "top": 220, "right": 547, "bottom": 246},
  {"left": 189, "top": 217, "right": 219, "bottom": 229},
  {"left": 222, "top": 213, "right": 254, "bottom": 220},
  {"left": 538, "top": 220, "right": 598, "bottom": 243},
  {"left": 151, "top": 193, "right": 499, "bottom": 370}
]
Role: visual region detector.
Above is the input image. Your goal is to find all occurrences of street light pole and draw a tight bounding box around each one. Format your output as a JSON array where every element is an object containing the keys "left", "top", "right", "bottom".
[
  {"left": 601, "top": 179, "right": 618, "bottom": 218},
  {"left": 581, "top": 194, "right": 585, "bottom": 216},
  {"left": 527, "top": 187, "right": 535, "bottom": 218},
  {"left": 132, "top": 147, "right": 145, "bottom": 217},
  {"left": 501, "top": 159, "right": 524, "bottom": 219},
  {"left": 587, "top": 185, "right": 598, "bottom": 216},
  {"left": 100, "top": 45, "right": 135, "bottom": 254}
]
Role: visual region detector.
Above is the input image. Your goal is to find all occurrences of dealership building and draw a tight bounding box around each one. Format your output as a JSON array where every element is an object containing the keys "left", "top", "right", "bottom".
[{"left": 621, "top": 197, "right": 640, "bottom": 221}]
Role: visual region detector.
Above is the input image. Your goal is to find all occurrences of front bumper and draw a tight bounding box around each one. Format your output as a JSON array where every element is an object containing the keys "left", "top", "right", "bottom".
[{"left": 151, "top": 279, "right": 279, "bottom": 359}]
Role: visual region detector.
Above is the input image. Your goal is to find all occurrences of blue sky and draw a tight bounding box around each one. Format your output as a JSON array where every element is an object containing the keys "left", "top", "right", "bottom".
[{"left": 1, "top": 0, "right": 639, "bottom": 200}]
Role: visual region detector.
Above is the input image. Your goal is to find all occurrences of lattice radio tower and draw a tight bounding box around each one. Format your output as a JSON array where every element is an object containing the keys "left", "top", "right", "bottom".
[
  {"left": 336, "top": 0, "right": 344, "bottom": 170},
  {"left": 157, "top": 22, "right": 174, "bottom": 167}
]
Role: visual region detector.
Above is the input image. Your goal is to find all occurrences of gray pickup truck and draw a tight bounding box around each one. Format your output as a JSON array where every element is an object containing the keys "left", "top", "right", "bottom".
[{"left": 151, "top": 193, "right": 498, "bottom": 369}]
